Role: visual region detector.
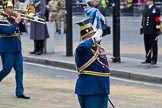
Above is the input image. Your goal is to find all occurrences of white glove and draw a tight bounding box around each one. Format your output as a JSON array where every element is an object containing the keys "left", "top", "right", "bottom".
[
  {"left": 34, "top": 16, "right": 39, "bottom": 21},
  {"left": 92, "top": 29, "right": 103, "bottom": 42}
]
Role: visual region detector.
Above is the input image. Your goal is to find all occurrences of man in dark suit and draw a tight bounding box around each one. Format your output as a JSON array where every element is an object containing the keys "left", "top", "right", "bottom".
[{"left": 140, "top": 0, "right": 161, "bottom": 65}]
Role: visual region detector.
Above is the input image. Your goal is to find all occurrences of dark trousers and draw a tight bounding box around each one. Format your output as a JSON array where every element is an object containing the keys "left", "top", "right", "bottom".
[
  {"left": 144, "top": 34, "right": 158, "bottom": 62},
  {"left": 77, "top": 95, "right": 108, "bottom": 108},
  {"left": 0, "top": 52, "right": 24, "bottom": 96}
]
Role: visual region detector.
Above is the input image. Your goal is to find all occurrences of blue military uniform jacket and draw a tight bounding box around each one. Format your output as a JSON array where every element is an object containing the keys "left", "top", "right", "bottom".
[
  {"left": 0, "top": 13, "right": 21, "bottom": 53},
  {"left": 75, "top": 38, "right": 110, "bottom": 95}
]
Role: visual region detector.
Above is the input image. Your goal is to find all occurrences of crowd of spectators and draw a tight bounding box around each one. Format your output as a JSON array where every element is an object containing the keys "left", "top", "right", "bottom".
[{"left": 71, "top": 0, "right": 162, "bottom": 16}]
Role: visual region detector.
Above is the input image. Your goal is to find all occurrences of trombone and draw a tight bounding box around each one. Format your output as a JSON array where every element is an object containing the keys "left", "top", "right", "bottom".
[
  {"left": 14, "top": 12, "right": 46, "bottom": 24},
  {"left": 0, "top": 5, "right": 46, "bottom": 25},
  {"left": 13, "top": 5, "right": 46, "bottom": 24}
]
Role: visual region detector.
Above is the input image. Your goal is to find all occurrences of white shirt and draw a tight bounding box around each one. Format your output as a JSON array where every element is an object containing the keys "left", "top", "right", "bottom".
[{"left": 148, "top": 4, "right": 153, "bottom": 9}]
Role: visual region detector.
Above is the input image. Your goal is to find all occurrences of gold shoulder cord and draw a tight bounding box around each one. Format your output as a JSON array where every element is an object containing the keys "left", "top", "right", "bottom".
[{"left": 78, "top": 45, "right": 99, "bottom": 72}]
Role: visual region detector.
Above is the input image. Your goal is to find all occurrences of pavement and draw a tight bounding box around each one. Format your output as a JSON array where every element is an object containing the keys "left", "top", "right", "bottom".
[{"left": 23, "top": 49, "right": 162, "bottom": 84}]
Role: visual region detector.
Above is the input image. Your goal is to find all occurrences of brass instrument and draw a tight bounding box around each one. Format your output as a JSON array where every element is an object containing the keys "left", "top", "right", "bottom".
[
  {"left": 0, "top": 5, "right": 46, "bottom": 24},
  {"left": 13, "top": 5, "right": 46, "bottom": 24},
  {"left": 14, "top": 5, "right": 35, "bottom": 14}
]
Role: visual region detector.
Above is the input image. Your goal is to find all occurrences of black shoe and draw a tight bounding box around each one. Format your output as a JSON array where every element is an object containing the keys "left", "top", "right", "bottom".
[
  {"left": 141, "top": 60, "right": 151, "bottom": 64},
  {"left": 17, "top": 94, "right": 30, "bottom": 99},
  {"left": 35, "top": 51, "right": 43, "bottom": 55},
  {"left": 64, "top": 30, "right": 66, "bottom": 34},
  {"left": 151, "top": 61, "right": 157, "bottom": 65},
  {"left": 56, "top": 29, "right": 59, "bottom": 33},
  {"left": 29, "top": 51, "right": 36, "bottom": 54},
  {"left": 58, "top": 29, "right": 61, "bottom": 34}
]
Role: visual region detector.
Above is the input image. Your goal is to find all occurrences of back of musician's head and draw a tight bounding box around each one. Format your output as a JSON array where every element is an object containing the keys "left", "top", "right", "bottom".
[{"left": 76, "top": 17, "right": 97, "bottom": 41}]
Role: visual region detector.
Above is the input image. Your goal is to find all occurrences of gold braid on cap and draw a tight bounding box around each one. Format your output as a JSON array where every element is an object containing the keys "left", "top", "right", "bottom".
[
  {"left": 3, "top": 0, "right": 13, "bottom": 9},
  {"left": 81, "top": 28, "right": 97, "bottom": 39},
  {"left": 80, "top": 23, "right": 92, "bottom": 31}
]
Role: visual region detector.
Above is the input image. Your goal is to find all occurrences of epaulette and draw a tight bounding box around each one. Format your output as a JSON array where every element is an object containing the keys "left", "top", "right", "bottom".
[
  {"left": 0, "top": 16, "right": 9, "bottom": 26},
  {"left": 34, "top": 0, "right": 41, "bottom": 7}
]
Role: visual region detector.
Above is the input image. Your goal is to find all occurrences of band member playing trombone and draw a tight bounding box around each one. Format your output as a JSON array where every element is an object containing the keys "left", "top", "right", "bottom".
[
  {"left": 29, "top": 0, "right": 49, "bottom": 55},
  {"left": 0, "top": 0, "right": 30, "bottom": 99}
]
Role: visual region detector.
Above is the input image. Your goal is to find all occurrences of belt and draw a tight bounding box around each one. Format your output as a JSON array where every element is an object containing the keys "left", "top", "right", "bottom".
[
  {"left": 79, "top": 70, "right": 110, "bottom": 77},
  {"left": 0, "top": 24, "right": 10, "bottom": 26},
  {"left": 0, "top": 33, "right": 20, "bottom": 37}
]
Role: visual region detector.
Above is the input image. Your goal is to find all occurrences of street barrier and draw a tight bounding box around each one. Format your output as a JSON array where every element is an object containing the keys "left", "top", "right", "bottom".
[{"left": 46, "top": 22, "right": 55, "bottom": 53}]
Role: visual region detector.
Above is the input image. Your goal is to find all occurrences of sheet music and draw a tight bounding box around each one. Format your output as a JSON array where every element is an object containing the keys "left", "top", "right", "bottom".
[{"left": 19, "top": 3, "right": 27, "bottom": 11}]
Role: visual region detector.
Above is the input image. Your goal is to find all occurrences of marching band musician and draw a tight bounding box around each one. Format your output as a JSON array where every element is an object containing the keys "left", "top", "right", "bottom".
[
  {"left": 0, "top": 0, "right": 30, "bottom": 99},
  {"left": 75, "top": 18, "right": 110, "bottom": 108},
  {"left": 29, "top": 0, "right": 49, "bottom": 55}
]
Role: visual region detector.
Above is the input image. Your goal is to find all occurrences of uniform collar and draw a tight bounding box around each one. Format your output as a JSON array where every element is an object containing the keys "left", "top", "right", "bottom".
[
  {"left": 148, "top": 4, "right": 153, "bottom": 9},
  {"left": 1, "top": 12, "right": 9, "bottom": 17}
]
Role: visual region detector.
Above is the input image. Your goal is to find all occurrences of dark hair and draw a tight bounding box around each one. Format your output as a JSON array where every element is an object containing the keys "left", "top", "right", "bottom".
[
  {"left": 151, "top": 0, "right": 155, "bottom": 2},
  {"left": 87, "top": 1, "right": 92, "bottom": 7}
]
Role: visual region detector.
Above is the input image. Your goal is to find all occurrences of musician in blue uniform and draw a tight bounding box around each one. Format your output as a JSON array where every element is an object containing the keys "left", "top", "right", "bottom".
[
  {"left": 75, "top": 18, "right": 110, "bottom": 108},
  {"left": 0, "top": 0, "right": 30, "bottom": 99},
  {"left": 140, "top": 0, "right": 161, "bottom": 65}
]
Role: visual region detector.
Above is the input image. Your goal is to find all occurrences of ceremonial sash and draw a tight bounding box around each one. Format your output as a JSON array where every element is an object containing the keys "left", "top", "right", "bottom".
[
  {"left": 78, "top": 45, "right": 99, "bottom": 72},
  {"left": 77, "top": 45, "right": 110, "bottom": 77}
]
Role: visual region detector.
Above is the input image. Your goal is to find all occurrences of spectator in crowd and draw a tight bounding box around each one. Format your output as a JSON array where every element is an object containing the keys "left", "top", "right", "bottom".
[
  {"left": 29, "top": 0, "right": 49, "bottom": 55},
  {"left": 47, "top": 0, "right": 59, "bottom": 32},
  {"left": 57, "top": 0, "right": 66, "bottom": 34},
  {"left": 140, "top": 0, "right": 161, "bottom": 65},
  {"left": 91, "top": 0, "right": 107, "bottom": 16},
  {"left": 83, "top": 1, "right": 105, "bottom": 30}
]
